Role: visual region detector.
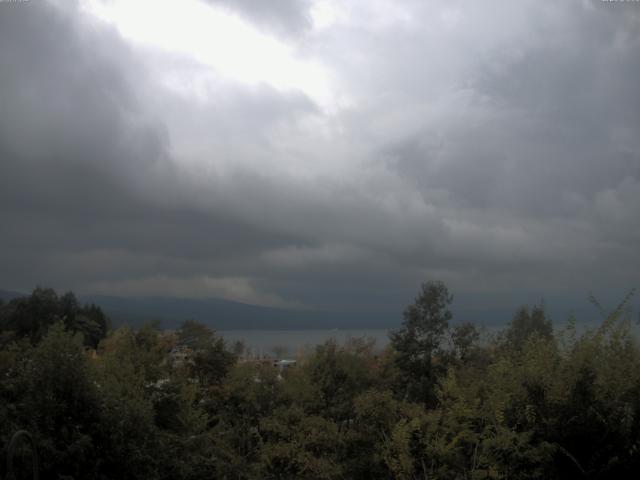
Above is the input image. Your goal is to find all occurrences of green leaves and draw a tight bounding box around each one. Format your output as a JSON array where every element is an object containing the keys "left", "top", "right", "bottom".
[
  {"left": 1, "top": 284, "right": 640, "bottom": 479},
  {"left": 390, "top": 280, "right": 454, "bottom": 406},
  {"left": 260, "top": 406, "right": 342, "bottom": 479},
  {"left": 503, "top": 304, "right": 553, "bottom": 352},
  {"left": 0, "top": 288, "right": 109, "bottom": 348}
]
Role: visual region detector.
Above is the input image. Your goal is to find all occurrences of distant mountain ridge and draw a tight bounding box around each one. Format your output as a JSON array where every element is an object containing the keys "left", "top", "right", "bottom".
[
  {"left": 0, "top": 289, "right": 406, "bottom": 330},
  {"left": 1, "top": 288, "right": 614, "bottom": 331},
  {"left": 80, "top": 294, "right": 399, "bottom": 330},
  {"left": 0, "top": 290, "right": 25, "bottom": 302}
]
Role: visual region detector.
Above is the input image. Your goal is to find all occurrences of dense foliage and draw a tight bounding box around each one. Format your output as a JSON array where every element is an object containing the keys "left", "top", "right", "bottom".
[{"left": 1, "top": 284, "right": 639, "bottom": 479}]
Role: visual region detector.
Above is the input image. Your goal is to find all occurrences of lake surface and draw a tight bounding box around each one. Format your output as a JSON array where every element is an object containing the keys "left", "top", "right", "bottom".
[
  {"left": 218, "top": 329, "right": 391, "bottom": 357},
  {"left": 219, "top": 320, "right": 634, "bottom": 358}
]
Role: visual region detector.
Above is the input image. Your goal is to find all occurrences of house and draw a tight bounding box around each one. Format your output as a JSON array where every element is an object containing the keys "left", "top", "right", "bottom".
[{"left": 169, "top": 345, "right": 194, "bottom": 367}]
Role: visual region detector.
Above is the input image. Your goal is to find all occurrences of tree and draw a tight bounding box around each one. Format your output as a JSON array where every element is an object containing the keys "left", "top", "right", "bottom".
[
  {"left": 208, "top": 363, "right": 286, "bottom": 479},
  {"left": 259, "top": 406, "right": 342, "bottom": 479},
  {"left": 450, "top": 322, "right": 480, "bottom": 363},
  {"left": 174, "top": 320, "right": 236, "bottom": 386},
  {"left": 504, "top": 304, "right": 552, "bottom": 351},
  {"left": 232, "top": 340, "right": 247, "bottom": 357},
  {"left": 93, "top": 325, "right": 167, "bottom": 479},
  {"left": 390, "top": 281, "right": 453, "bottom": 406},
  {"left": 0, "top": 288, "right": 109, "bottom": 348},
  {"left": 192, "top": 337, "right": 236, "bottom": 387},
  {"left": 177, "top": 319, "right": 215, "bottom": 350},
  {"left": 76, "top": 303, "right": 109, "bottom": 348},
  {"left": 304, "top": 339, "right": 377, "bottom": 422},
  {"left": 0, "top": 287, "right": 61, "bottom": 343},
  {"left": 3, "top": 322, "right": 104, "bottom": 479}
]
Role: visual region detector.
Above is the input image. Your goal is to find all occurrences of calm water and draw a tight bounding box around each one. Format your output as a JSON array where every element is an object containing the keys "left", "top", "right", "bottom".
[
  {"left": 219, "top": 320, "right": 632, "bottom": 358},
  {"left": 218, "top": 329, "right": 391, "bottom": 357}
]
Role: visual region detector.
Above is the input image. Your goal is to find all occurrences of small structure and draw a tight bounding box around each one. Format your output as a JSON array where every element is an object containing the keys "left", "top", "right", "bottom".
[
  {"left": 273, "top": 359, "right": 297, "bottom": 369},
  {"left": 169, "top": 345, "right": 194, "bottom": 367},
  {"left": 273, "top": 359, "right": 297, "bottom": 381}
]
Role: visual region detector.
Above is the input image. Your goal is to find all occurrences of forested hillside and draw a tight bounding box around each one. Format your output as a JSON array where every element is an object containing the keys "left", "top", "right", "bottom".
[{"left": 1, "top": 283, "right": 639, "bottom": 479}]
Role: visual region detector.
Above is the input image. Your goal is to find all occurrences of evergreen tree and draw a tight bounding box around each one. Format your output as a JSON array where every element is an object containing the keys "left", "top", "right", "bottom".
[{"left": 390, "top": 280, "right": 453, "bottom": 406}]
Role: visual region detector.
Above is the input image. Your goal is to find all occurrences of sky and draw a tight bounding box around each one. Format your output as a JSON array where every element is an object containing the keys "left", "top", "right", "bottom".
[{"left": 0, "top": 0, "right": 639, "bottom": 320}]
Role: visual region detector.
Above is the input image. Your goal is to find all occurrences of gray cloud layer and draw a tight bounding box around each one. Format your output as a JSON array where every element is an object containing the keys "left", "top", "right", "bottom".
[
  {"left": 0, "top": 0, "right": 638, "bottom": 317},
  {"left": 206, "top": 0, "right": 313, "bottom": 37}
]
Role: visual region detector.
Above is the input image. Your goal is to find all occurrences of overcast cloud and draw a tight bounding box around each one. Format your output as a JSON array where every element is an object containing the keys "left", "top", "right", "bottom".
[{"left": 0, "top": 0, "right": 638, "bottom": 317}]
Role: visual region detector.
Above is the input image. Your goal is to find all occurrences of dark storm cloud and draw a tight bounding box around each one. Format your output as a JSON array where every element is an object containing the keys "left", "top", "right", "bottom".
[
  {"left": 0, "top": 1, "right": 162, "bottom": 214},
  {"left": 360, "top": 3, "right": 640, "bottom": 217},
  {"left": 297, "top": 0, "right": 640, "bottom": 299},
  {"left": 0, "top": 0, "right": 638, "bottom": 315},
  {"left": 372, "top": 2, "right": 640, "bottom": 284},
  {"left": 0, "top": 1, "right": 310, "bottom": 306}
]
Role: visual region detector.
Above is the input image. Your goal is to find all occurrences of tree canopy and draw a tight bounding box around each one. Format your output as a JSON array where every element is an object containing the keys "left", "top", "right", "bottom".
[
  {"left": 390, "top": 280, "right": 454, "bottom": 405},
  {"left": 1, "top": 284, "right": 639, "bottom": 479}
]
